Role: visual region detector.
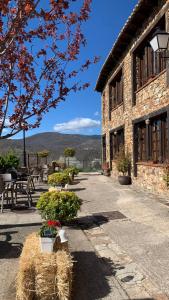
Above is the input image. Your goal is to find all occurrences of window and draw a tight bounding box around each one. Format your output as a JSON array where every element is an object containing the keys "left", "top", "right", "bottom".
[
  {"left": 136, "top": 122, "right": 147, "bottom": 162},
  {"left": 150, "top": 114, "right": 168, "bottom": 163},
  {"left": 135, "top": 113, "right": 168, "bottom": 164},
  {"left": 134, "top": 16, "right": 166, "bottom": 91},
  {"left": 109, "top": 69, "right": 123, "bottom": 111},
  {"left": 102, "top": 135, "right": 106, "bottom": 163},
  {"left": 110, "top": 128, "right": 124, "bottom": 160}
]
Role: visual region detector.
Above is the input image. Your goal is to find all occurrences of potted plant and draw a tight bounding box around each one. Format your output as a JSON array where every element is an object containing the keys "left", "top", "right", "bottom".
[
  {"left": 163, "top": 164, "right": 169, "bottom": 187},
  {"left": 48, "top": 172, "right": 70, "bottom": 189},
  {"left": 39, "top": 220, "right": 61, "bottom": 253},
  {"left": 102, "top": 162, "right": 110, "bottom": 176},
  {"left": 64, "top": 167, "right": 79, "bottom": 181},
  {"left": 116, "top": 148, "right": 131, "bottom": 185},
  {"left": 36, "top": 191, "right": 81, "bottom": 223}
]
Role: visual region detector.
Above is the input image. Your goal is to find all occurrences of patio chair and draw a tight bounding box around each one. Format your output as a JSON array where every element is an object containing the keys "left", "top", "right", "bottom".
[
  {"left": 0, "top": 177, "right": 8, "bottom": 213},
  {"left": 0, "top": 173, "right": 14, "bottom": 205},
  {"left": 13, "top": 176, "right": 33, "bottom": 208}
]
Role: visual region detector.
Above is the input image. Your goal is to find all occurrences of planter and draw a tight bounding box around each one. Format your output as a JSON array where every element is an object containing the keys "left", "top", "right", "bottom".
[
  {"left": 118, "top": 175, "right": 131, "bottom": 185},
  {"left": 40, "top": 237, "right": 55, "bottom": 253}
]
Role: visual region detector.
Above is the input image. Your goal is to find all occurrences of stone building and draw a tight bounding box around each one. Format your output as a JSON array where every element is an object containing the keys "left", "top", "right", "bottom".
[{"left": 96, "top": 0, "right": 169, "bottom": 193}]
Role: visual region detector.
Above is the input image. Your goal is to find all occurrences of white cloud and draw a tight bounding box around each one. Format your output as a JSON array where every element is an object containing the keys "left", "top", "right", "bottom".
[
  {"left": 54, "top": 118, "right": 101, "bottom": 132},
  {"left": 94, "top": 111, "right": 99, "bottom": 116}
]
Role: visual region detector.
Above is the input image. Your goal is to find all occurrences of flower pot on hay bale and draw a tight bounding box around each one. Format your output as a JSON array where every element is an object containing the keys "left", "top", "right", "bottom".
[
  {"left": 39, "top": 220, "right": 61, "bottom": 253},
  {"left": 40, "top": 236, "right": 55, "bottom": 253},
  {"left": 16, "top": 233, "right": 73, "bottom": 300}
]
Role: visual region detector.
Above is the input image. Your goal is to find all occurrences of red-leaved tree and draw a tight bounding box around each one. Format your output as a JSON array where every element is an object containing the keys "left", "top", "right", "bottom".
[{"left": 0, "top": 0, "right": 98, "bottom": 139}]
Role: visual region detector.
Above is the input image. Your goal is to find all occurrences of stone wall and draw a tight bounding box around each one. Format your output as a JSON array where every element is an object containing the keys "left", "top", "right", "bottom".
[{"left": 102, "top": 2, "right": 169, "bottom": 194}]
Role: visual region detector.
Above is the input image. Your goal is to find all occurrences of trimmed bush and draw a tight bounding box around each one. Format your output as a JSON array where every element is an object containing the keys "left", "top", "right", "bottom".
[
  {"left": 36, "top": 191, "right": 81, "bottom": 222},
  {"left": 64, "top": 167, "right": 79, "bottom": 176},
  {"left": 48, "top": 172, "right": 69, "bottom": 187}
]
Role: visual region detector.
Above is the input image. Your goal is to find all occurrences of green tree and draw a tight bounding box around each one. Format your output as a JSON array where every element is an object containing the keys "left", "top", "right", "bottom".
[
  {"left": 37, "top": 150, "right": 49, "bottom": 165},
  {"left": 64, "top": 148, "right": 76, "bottom": 167}
]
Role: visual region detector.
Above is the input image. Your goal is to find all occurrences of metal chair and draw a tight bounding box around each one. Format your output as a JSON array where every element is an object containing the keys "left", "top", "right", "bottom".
[
  {"left": 0, "top": 177, "right": 8, "bottom": 213},
  {"left": 0, "top": 173, "right": 14, "bottom": 206},
  {"left": 13, "top": 176, "right": 33, "bottom": 208}
]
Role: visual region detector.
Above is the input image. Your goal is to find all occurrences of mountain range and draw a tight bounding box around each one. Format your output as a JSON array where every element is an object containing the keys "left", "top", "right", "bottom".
[{"left": 0, "top": 132, "right": 101, "bottom": 163}]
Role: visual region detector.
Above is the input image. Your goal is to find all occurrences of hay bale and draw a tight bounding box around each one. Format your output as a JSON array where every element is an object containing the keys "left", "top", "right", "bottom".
[{"left": 16, "top": 233, "right": 73, "bottom": 300}]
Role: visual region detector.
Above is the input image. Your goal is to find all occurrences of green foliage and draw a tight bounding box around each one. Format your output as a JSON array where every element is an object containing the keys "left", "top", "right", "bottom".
[
  {"left": 48, "top": 172, "right": 69, "bottom": 186},
  {"left": 36, "top": 191, "right": 81, "bottom": 222},
  {"left": 0, "top": 156, "right": 6, "bottom": 170},
  {"left": 64, "top": 167, "right": 79, "bottom": 176},
  {"left": 116, "top": 148, "right": 131, "bottom": 175},
  {"left": 5, "top": 151, "right": 20, "bottom": 169},
  {"left": 163, "top": 165, "right": 169, "bottom": 187},
  {"left": 37, "top": 150, "right": 49, "bottom": 158},
  {"left": 64, "top": 148, "right": 75, "bottom": 158},
  {"left": 0, "top": 151, "right": 19, "bottom": 170}
]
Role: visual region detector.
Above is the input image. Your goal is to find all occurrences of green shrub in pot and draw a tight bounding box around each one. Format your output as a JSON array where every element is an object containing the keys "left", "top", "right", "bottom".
[
  {"left": 48, "top": 172, "right": 69, "bottom": 187},
  {"left": 116, "top": 148, "right": 131, "bottom": 185},
  {"left": 36, "top": 191, "right": 81, "bottom": 222}
]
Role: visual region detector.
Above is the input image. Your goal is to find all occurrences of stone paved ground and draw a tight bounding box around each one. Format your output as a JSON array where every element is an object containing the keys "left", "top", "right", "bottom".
[{"left": 1, "top": 174, "right": 169, "bottom": 299}]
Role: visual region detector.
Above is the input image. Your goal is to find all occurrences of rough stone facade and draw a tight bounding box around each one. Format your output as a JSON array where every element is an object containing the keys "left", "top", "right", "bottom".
[{"left": 100, "top": 1, "right": 169, "bottom": 194}]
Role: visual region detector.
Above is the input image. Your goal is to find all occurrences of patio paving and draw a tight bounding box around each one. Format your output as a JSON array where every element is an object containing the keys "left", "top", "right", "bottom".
[{"left": 1, "top": 174, "right": 169, "bottom": 299}]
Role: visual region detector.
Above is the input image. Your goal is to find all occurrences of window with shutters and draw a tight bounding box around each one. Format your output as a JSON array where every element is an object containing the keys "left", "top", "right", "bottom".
[
  {"left": 136, "top": 122, "right": 147, "bottom": 162},
  {"left": 109, "top": 69, "right": 123, "bottom": 112},
  {"left": 110, "top": 128, "right": 124, "bottom": 160},
  {"left": 135, "top": 113, "right": 168, "bottom": 163},
  {"left": 150, "top": 114, "right": 168, "bottom": 163},
  {"left": 134, "top": 16, "right": 166, "bottom": 91}
]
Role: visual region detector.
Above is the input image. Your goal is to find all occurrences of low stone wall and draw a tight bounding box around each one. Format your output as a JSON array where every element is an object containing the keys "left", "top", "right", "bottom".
[
  {"left": 111, "top": 161, "right": 168, "bottom": 195},
  {"left": 133, "top": 164, "right": 167, "bottom": 194}
]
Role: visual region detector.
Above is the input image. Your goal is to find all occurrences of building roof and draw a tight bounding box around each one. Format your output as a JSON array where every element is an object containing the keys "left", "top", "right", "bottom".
[{"left": 95, "top": 0, "right": 162, "bottom": 93}]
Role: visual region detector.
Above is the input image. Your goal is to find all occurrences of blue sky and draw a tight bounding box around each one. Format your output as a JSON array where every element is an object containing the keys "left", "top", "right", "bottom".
[{"left": 14, "top": 0, "right": 138, "bottom": 139}]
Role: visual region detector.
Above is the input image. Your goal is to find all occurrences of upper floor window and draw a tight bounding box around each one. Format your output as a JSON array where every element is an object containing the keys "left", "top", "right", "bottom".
[
  {"left": 109, "top": 69, "right": 123, "bottom": 111},
  {"left": 110, "top": 128, "right": 124, "bottom": 160},
  {"left": 134, "top": 16, "right": 166, "bottom": 91}
]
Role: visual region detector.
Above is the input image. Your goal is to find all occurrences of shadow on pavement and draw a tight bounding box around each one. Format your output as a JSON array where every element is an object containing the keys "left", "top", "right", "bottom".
[
  {"left": 0, "top": 222, "right": 42, "bottom": 229},
  {"left": 66, "top": 214, "right": 109, "bottom": 230},
  {"left": 0, "top": 231, "right": 22, "bottom": 259},
  {"left": 68, "top": 188, "right": 86, "bottom": 192},
  {"left": 72, "top": 251, "right": 118, "bottom": 300}
]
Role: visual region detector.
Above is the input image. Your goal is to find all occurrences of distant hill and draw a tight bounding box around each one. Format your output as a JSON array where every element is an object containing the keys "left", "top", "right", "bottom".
[{"left": 0, "top": 132, "right": 101, "bottom": 163}]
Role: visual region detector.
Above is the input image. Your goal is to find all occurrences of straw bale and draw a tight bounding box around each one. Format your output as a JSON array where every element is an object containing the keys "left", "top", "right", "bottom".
[{"left": 16, "top": 232, "right": 73, "bottom": 300}]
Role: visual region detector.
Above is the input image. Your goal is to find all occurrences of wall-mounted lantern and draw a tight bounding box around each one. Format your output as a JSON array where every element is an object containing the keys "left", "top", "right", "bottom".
[
  {"left": 145, "top": 118, "right": 150, "bottom": 125},
  {"left": 150, "top": 29, "right": 169, "bottom": 52}
]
